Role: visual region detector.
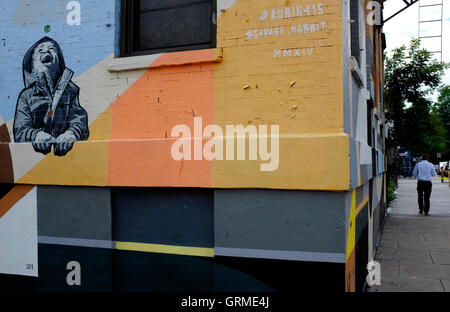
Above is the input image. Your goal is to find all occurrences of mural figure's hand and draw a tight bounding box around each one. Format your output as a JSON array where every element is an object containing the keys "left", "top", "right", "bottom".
[
  {"left": 54, "top": 130, "right": 77, "bottom": 156},
  {"left": 32, "top": 131, "right": 54, "bottom": 155}
]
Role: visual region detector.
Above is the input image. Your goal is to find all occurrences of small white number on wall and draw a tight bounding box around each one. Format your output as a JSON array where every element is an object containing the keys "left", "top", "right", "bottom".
[{"left": 66, "top": 1, "right": 81, "bottom": 26}]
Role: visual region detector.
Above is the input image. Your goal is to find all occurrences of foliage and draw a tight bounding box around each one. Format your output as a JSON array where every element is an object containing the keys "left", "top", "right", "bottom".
[
  {"left": 386, "top": 174, "right": 397, "bottom": 208},
  {"left": 434, "top": 85, "right": 450, "bottom": 159},
  {"left": 384, "top": 38, "right": 449, "bottom": 162}
]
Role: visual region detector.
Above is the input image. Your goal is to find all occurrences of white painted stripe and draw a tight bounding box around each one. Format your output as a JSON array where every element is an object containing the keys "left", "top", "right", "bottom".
[
  {"left": 38, "top": 236, "right": 115, "bottom": 249},
  {"left": 107, "top": 53, "right": 163, "bottom": 72},
  {"left": 10, "top": 142, "right": 45, "bottom": 182},
  {"left": 214, "top": 247, "right": 346, "bottom": 263},
  {"left": 0, "top": 187, "right": 38, "bottom": 277},
  {"left": 217, "top": 0, "right": 238, "bottom": 16}
]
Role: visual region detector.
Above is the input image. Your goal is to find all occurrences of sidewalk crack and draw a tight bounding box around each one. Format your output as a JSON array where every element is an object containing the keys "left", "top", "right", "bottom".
[
  {"left": 419, "top": 232, "right": 426, "bottom": 242},
  {"left": 428, "top": 251, "right": 435, "bottom": 264},
  {"left": 439, "top": 279, "right": 446, "bottom": 292}
]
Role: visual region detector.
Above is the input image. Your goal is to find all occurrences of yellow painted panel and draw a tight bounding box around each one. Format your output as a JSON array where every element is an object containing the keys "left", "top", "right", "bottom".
[
  {"left": 17, "top": 141, "right": 108, "bottom": 186},
  {"left": 346, "top": 189, "right": 356, "bottom": 261},
  {"left": 116, "top": 241, "right": 214, "bottom": 258},
  {"left": 213, "top": 0, "right": 345, "bottom": 189},
  {"left": 213, "top": 133, "right": 350, "bottom": 190},
  {"left": 214, "top": 0, "right": 343, "bottom": 134},
  {"left": 17, "top": 107, "right": 111, "bottom": 186},
  {"left": 89, "top": 106, "right": 112, "bottom": 141}
]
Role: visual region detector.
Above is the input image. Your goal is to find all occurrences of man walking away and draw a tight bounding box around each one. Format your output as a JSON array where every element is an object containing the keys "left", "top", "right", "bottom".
[{"left": 413, "top": 154, "right": 436, "bottom": 216}]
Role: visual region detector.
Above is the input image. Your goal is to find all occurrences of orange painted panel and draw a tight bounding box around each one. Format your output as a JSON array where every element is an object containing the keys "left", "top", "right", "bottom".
[
  {"left": 150, "top": 49, "right": 217, "bottom": 68},
  {"left": 345, "top": 248, "right": 356, "bottom": 292},
  {"left": 109, "top": 139, "right": 211, "bottom": 187},
  {"left": 0, "top": 185, "right": 34, "bottom": 218},
  {"left": 109, "top": 51, "right": 214, "bottom": 186}
]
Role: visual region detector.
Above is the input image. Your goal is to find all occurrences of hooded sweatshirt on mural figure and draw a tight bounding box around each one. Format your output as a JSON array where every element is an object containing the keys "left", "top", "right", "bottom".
[{"left": 13, "top": 37, "right": 89, "bottom": 156}]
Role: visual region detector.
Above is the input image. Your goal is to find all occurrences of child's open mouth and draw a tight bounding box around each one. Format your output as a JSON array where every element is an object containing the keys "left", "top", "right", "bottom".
[{"left": 41, "top": 54, "right": 53, "bottom": 64}]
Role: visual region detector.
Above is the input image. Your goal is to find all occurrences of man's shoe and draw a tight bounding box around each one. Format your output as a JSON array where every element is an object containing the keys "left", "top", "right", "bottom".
[
  {"left": 419, "top": 211, "right": 423, "bottom": 215},
  {"left": 425, "top": 213, "right": 431, "bottom": 216}
]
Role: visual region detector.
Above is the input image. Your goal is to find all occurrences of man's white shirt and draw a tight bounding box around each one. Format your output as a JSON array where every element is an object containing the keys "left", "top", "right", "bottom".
[{"left": 413, "top": 160, "right": 436, "bottom": 181}]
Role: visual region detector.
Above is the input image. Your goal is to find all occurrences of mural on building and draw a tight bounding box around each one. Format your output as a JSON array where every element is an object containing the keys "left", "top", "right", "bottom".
[
  {"left": 0, "top": 0, "right": 350, "bottom": 189},
  {"left": 0, "top": 0, "right": 386, "bottom": 292},
  {"left": 13, "top": 37, "right": 89, "bottom": 156}
]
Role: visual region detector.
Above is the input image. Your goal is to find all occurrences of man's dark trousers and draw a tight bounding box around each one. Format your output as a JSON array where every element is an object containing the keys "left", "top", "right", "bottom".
[{"left": 417, "top": 180, "right": 432, "bottom": 214}]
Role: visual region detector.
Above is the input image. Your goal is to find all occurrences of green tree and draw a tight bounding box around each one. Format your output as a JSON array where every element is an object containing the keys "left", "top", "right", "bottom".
[
  {"left": 434, "top": 85, "right": 450, "bottom": 159},
  {"left": 385, "top": 38, "right": 448, "bottom": 162}
]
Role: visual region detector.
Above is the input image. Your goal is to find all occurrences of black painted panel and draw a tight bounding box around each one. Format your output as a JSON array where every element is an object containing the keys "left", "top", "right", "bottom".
[
  {"left": 136, "top": 0, "right": 212, "bottom": 51},
  {"left": 112, "top": 188, "right": 214, "bottom": 248},
  {"left": 350, "top": 0, "right": 360, "bottom": 65},
  {"left": 1, "top": 245, "right": 342, "bottom": 292},
  {"left": 37, "top": 244, "right": 113, "bottom": 292}
]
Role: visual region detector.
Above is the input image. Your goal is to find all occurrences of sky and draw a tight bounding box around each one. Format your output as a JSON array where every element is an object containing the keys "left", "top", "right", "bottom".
[{"left": 382, "top": 0, "right": 450, "bottom": 102}]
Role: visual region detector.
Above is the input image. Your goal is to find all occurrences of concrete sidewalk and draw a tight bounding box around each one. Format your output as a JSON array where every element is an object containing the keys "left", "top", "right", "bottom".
[{"left": 367, "top": 176, "right": 450, "bottom": 292}]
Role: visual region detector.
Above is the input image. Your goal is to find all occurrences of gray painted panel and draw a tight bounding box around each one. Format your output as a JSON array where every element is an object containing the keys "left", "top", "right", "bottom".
[
  {"left": 351, "top": 81, "right": 360, "bottom": 138},
  {"left": 360, "top": 164, "right": 373, "bottom": 185},
  {"left": 372, "top": 177, "right": 378, "bottom": 212},
  {"left": 355, "top": 183, "right": 363, "bottom": 204},
  {"left": 355, "top": 202, "right": 368, "bottom": 242},
  {"left": 372, "top": 203, "right": 381, "bottom": 250},
  {"left": 343, "top": 0, "right": 351, "bottom": 135},
  {"left": 112, "top": 188, "right": 214, "bottom": 248},
  {"left": 350, "top": 138, "right": 358, "bottom": 189},
  {"left": 366, "top": 37, "right": 373, "bottom": 70},
  {"left": 215, "top": 247, "right": 346, "bottom": 263},
  {"left": 344, "top": 189, "right": 352, "bottom": 248},
  {"left": 37, "top": 186, "right": 112, "bottom": 240},
  {"left": 214, "top": 189, "right": 346, "bottom": 254},
  {"left": 362, "top": 181, "right": 370, "bottom": 199}
]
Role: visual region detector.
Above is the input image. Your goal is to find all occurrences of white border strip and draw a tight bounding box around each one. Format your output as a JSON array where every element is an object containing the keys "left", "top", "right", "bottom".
[
  {"left": 215, "top": 247, "right": 346, "bottom": 263},
  {"left": 37, "top": 238, "right": 346, "bottom": 263},
  {"left": 38, "top": 236, "right": 115, "bottom": 249}
]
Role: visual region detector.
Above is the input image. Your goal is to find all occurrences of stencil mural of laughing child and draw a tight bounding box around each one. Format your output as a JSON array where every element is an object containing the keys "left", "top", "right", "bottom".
[{"left": 13, "top": 37, "right": 89, "bottom": 156}]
